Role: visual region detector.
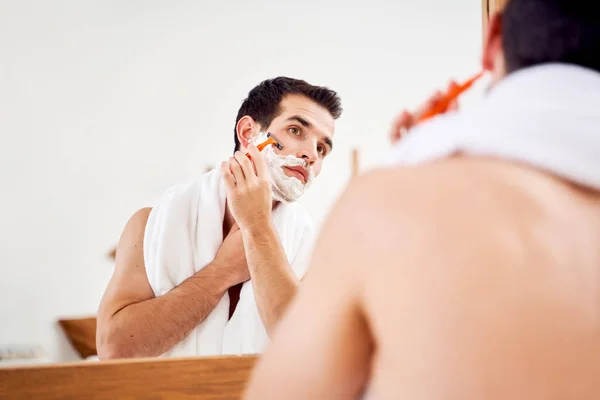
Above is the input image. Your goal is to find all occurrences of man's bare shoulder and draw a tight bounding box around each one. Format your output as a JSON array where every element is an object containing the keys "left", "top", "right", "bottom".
[
  {"left": 326, "top": 158, "right": 528, "bottom": 264},
  {"left": 316, "top": 156, "right": 582, "bottom": 305},
  {"left": 339, "top": 158, "right": 504, "bottom": 216}
]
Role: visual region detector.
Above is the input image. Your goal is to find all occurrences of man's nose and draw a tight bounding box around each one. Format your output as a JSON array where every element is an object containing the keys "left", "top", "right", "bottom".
[{"left": 298, "top": 143, "right": 318, "bottom": 165}]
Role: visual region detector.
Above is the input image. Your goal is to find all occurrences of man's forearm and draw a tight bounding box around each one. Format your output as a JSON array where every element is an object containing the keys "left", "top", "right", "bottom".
[
  {"left": 101, "top": 263, "right": 229, "bottom": 358},
  {"left": 242, "top": 223, "right": 299, "bottom": 335}
]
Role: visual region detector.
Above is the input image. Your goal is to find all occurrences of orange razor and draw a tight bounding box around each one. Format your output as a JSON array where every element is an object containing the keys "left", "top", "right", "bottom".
[
  {"left": 246, "top": 132, "right": 283, "bottom": 159},
  {"left": 417, "top": 71, "right": 484, "bottom": 123}
]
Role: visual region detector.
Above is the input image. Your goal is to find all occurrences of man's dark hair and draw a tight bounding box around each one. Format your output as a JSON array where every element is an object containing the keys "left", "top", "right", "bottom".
[
  {"left": 502, "top": 0, "right": 600, "bottom": 74},
  {"left": 233, "top": 77, "right": 342, "bottom": 153}
]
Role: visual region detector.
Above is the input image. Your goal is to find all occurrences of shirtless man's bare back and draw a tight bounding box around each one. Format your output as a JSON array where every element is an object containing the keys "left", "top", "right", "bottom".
[
  {"left": 249, "top": 159, "right": 600, "bottom": 399},
  {"left": 245, "top": 1, "right": 600, "bottom": 398}
]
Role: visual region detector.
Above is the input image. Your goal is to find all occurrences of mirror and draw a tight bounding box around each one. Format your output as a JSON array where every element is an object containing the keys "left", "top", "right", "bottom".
[{"left": 0, "top": 0, "right": 482, "bottom": 366}]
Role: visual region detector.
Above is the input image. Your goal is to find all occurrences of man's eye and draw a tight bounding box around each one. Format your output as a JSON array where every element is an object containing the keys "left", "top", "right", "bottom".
[
  {"left": 318, "top": 145, "right": 327, "bottom": 156},
  {"left": 288, "top": 127, "right": 301, "bottom": 135}
]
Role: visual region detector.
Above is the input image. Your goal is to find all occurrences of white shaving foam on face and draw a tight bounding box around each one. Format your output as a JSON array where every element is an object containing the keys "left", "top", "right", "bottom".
[{"left": 250, "top": 132, "right": 314, "bottom": 203}]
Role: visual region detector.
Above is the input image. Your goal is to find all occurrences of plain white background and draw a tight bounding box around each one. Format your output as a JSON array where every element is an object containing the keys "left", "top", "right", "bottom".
[{"left": 0, "top": 0, "right": 482, "bottom": 361}]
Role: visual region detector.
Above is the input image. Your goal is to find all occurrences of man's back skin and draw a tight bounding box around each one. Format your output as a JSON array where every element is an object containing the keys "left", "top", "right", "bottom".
[
  {"left": 244, "top": 1, "right": 600, "bottom": 398},
  {"left": 245, "top": 158, "right": 600, "bottom": 399}
]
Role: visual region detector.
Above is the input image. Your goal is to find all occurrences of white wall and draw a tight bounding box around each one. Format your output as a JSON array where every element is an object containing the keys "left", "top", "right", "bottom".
[{"left": 0, "top": 0, "right": 482, "bottom": 362}]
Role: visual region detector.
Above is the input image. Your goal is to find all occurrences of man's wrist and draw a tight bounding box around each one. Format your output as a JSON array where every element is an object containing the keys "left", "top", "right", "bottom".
[
  {"left": 193, "top": 261, "right": 235, "bottom": 293},
  {"left": 241, "top": 218, "right": 276, "bottom": 240}
]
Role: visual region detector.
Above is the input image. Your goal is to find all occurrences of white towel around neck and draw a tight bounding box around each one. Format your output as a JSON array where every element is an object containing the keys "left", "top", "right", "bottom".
[
  {"left": 388, "top": 63, "right": 600, "bottom": 191},
  {"left": 143, "top": 168, "right": 314, "bottom": 357}
]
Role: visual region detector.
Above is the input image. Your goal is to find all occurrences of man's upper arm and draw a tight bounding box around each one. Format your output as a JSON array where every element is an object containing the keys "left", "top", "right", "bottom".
[{"left": 97, "top": 208, "right": 155, "bottom": 323}]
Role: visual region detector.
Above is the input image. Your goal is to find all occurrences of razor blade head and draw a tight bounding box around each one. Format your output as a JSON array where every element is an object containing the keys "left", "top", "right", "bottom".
[{"left": 267, "top": 132, "right": 283, "bottom": 150}]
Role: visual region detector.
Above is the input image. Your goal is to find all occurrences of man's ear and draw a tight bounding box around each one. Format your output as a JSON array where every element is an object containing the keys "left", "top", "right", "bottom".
[
  {"left": 236, "top": 116, "right": 258, "bottom": 149},
  {"left": 482, "top": 12, "right": 504, "bottom": 72}
]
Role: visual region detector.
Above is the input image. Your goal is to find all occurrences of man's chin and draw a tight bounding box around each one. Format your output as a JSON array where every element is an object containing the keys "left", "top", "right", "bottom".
[
  {"left": 282, "top": 169, "right": 309, "bottom": 185},
  {"left": 270, "top": 183, "right": 304, "bottom": 204}
]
